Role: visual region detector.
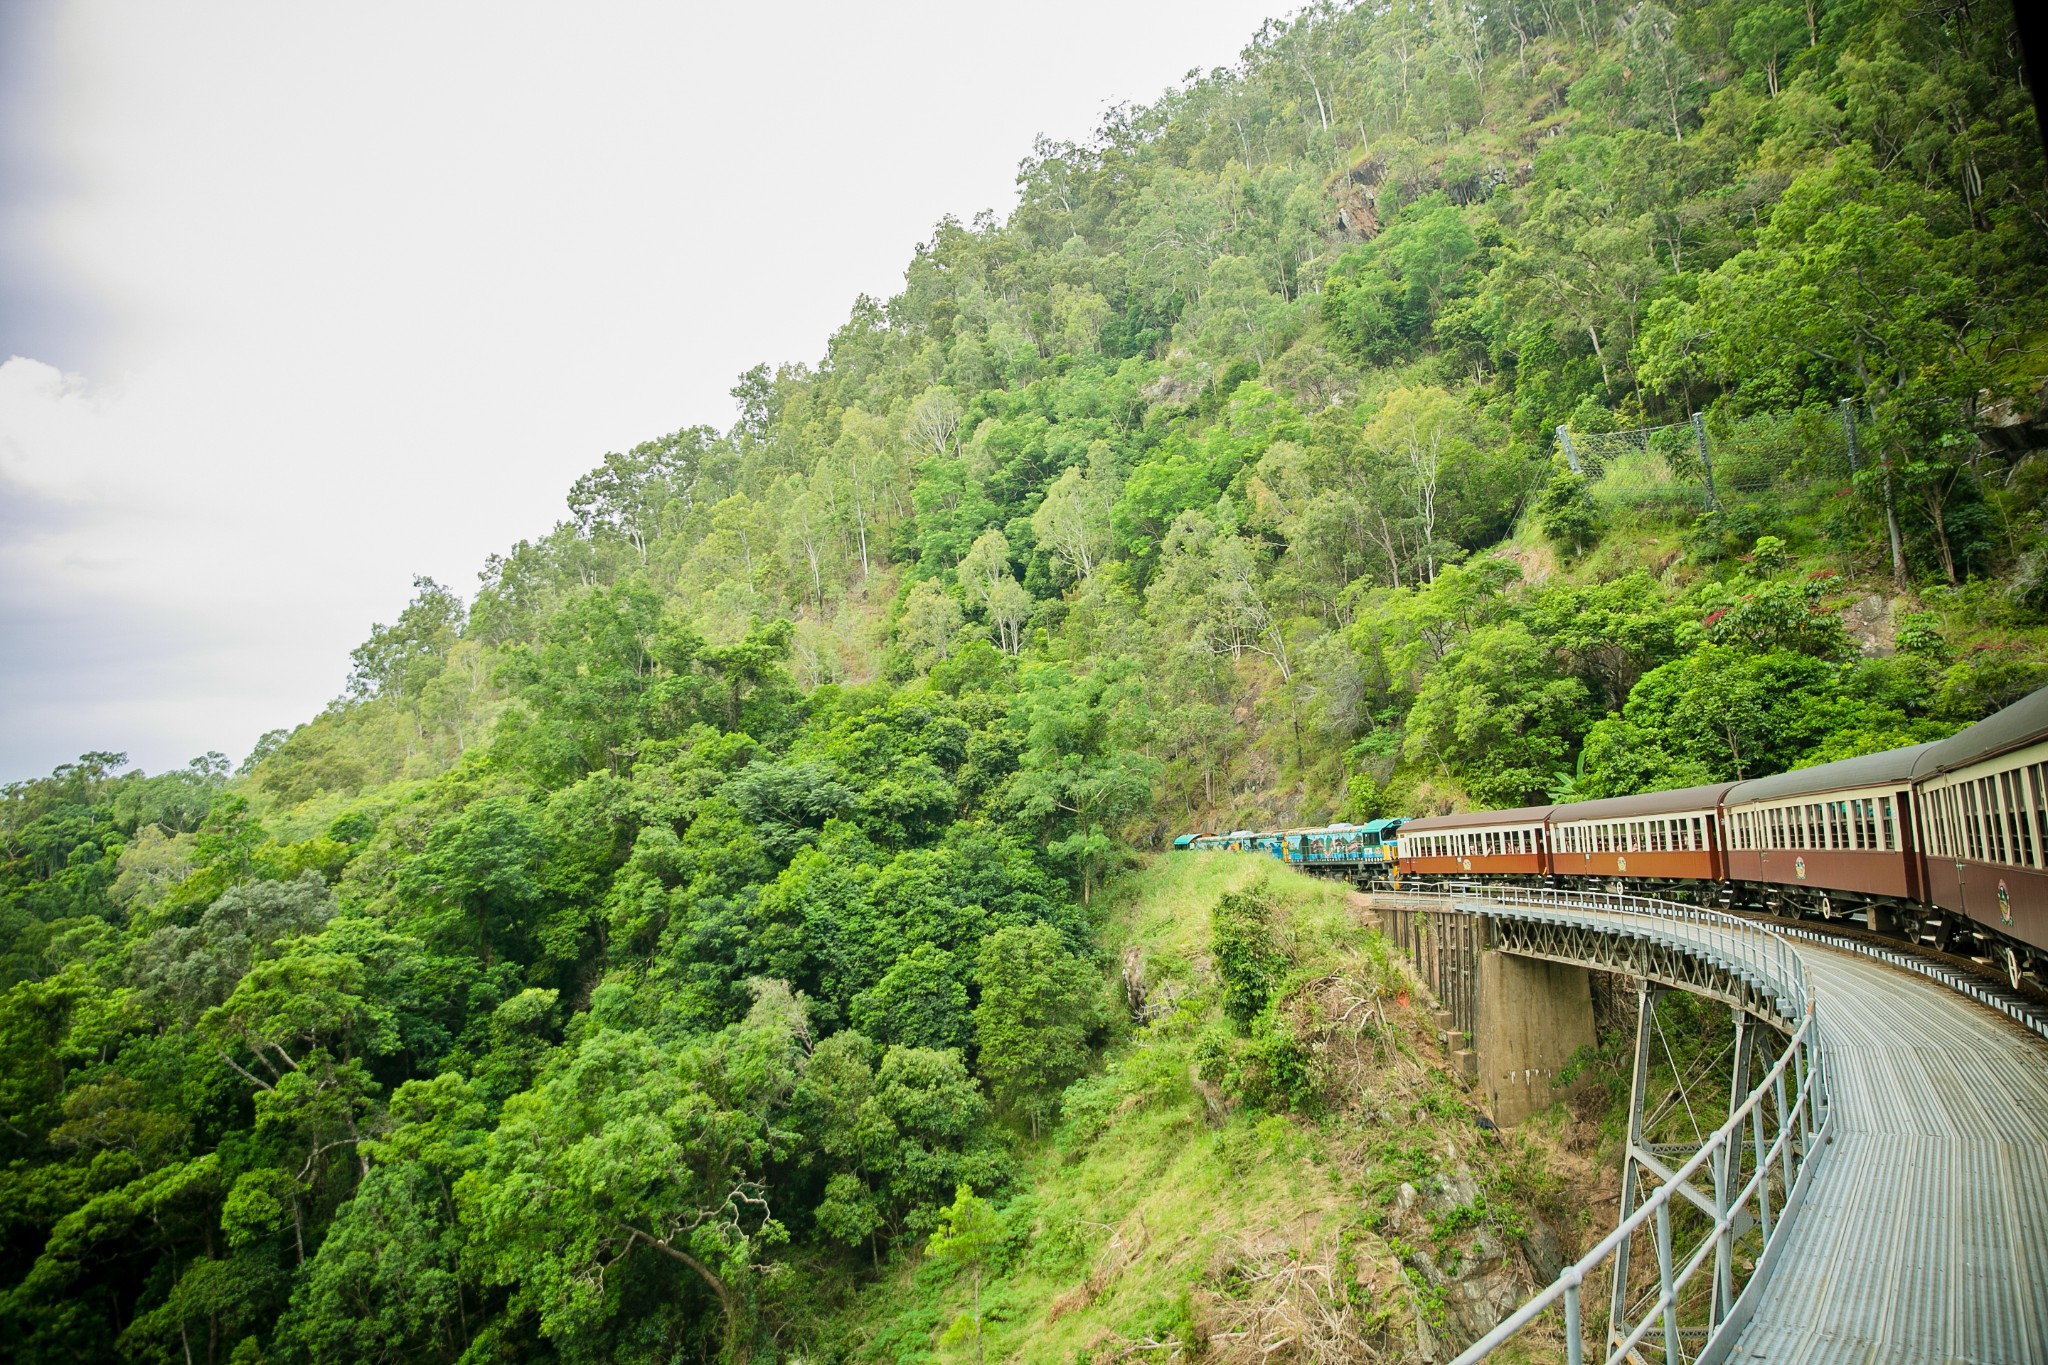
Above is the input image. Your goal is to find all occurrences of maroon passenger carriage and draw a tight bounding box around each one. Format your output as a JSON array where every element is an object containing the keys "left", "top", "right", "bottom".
[
  {"left": 1721, "top": 745, "right": 1930, "bottom": 926},
  {"left": 1396, "top": 805, "right": 1553, "bottom": 882},
  {"left": 1907, "top": 687, "right": 2048, "bottom": 984},
  {"left": 1546, "top": 782, "right": 1736, "bottom": 898}
]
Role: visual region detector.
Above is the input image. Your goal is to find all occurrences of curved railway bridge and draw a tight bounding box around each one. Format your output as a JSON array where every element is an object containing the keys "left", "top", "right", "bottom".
[{"left": 1373, "top": 885, "right": 2048, "bottom": 1364}]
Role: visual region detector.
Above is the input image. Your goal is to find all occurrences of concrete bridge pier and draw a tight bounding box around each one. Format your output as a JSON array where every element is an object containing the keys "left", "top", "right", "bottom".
[{"left": 1473, "top": 950, "right": 1596, "bottom": 1127}]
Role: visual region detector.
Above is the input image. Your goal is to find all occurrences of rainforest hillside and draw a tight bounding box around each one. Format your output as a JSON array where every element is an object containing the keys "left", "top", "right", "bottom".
[{"left": 3, "top": 1, "right": 2046, "bottom": 1362}]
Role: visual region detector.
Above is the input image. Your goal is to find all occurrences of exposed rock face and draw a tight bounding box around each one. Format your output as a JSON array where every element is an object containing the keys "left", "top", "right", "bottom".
[
  {"left": 1840, "top": 592, "right": 1897, "bottom": 657},
  {"left": 1393, "top": 1161, "right": 1558, "bottom": 1362},
  {"left": 1978, "top": 381, "right": 2048, "bottom": 458}
]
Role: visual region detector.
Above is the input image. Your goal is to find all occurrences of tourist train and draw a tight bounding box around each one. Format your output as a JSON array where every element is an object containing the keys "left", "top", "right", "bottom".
[{"left": 1178, "top": 685, "right": 2048, "bottom": 992}]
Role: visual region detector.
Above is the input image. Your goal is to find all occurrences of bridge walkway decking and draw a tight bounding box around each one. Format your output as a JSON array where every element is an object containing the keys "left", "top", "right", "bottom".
[{"left": 1727, "top": 944, "right": 2048, "bottom": 1364}]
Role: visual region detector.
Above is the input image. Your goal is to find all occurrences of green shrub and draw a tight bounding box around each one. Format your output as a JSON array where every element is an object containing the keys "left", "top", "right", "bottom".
[{"left": 1210, "top": 890, "right": 1287, "bottom": 1033}]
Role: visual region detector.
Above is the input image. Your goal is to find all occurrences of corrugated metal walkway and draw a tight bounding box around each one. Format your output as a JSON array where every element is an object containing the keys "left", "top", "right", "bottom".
[{"left": 1728, "top": 945, "right": 2048, "bottom": 1363}]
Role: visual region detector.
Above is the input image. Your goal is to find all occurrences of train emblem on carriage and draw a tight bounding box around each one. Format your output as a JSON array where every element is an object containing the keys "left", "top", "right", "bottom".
[{"left": 1177, "top": 684, "right": 2048, "bottom": 992}]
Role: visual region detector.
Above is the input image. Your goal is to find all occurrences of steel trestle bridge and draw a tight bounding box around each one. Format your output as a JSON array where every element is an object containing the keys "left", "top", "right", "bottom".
[{"left": 1382, "top": 884, "right": 2048, "bottom": 1364}]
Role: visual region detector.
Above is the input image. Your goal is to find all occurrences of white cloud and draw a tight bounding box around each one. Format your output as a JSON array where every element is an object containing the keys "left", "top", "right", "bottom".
[{"left": 0, "top": 0, "right": 1280, "bottom": 779}]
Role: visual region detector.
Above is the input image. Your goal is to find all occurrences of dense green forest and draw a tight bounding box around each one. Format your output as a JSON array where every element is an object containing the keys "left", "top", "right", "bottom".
[{"left": 4, "top": 1, "right": 2046, "bottom": 1361}]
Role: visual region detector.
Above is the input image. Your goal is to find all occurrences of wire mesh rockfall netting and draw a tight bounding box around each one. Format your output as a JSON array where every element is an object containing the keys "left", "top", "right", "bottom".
[
  {"left": 1560, "top": 406, "right": 1862, "bottom": 508},
  {"left": 1560, "top": 420, "right": 1707, "bottom": 507}
]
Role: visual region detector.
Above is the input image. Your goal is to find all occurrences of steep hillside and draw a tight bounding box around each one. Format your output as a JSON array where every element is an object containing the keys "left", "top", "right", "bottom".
[
  {"left": 810, "top": 855, "right": 1605, "bottom": 1365},
  {"left": 2, "top": 2, "right": 2045, "bottom": 1362}
]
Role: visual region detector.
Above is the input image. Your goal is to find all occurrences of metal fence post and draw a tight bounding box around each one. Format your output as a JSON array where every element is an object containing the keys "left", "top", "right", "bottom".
[
  {"left": 1557, "top": 425, "right": 1581, "bottom": 473},
  {"left": 1692, "top": 411, "right": 1720, "bottom": 509}
]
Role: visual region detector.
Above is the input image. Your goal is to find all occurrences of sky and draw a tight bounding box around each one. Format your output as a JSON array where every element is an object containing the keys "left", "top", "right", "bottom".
[{"left": 0, "top": 0, "right": 1284, "bottom": 782}]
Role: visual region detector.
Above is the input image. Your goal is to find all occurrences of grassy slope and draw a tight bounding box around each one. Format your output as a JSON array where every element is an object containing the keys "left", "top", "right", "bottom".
[{"left": 810, "top": 853, "right": 1610, "bottom": 1364}]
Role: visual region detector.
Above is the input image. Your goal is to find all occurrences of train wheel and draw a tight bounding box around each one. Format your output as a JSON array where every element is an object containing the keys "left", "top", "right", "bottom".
[
  {"left": 2006, "top": 946, "right": 2024, "bottom": 993},
  {"left": 1817, "top": 893, "right": 1835, "bottom": 920}
]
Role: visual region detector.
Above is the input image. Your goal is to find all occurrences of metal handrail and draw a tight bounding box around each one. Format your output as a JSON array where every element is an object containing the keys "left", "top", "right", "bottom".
[
  {"left": 1451, "top": 1012, "right": 1823, "bottom": 1364},
  {"left": 1377, "top": 882, "right": 1829, "bottom": 1365}
]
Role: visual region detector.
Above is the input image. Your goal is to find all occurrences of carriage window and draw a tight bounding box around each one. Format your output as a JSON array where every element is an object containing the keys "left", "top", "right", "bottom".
[
  {"left": 2032, "top": 764, "right": 2048, "bottom": 869},
  {"left": 1987, "top": 778, "right": 2004, "bottom": 862},
  {"left": 1962, "top": 784, "right": 1983, "bottom": 861},
  {"left": 1982, "top": 778, "right": 2005, "bottom": 863},
  {"left": 2001, "top": 769, "right": 2030, "bottom": 868},
  {"left": 1990, "top": 777, "right": 2007, "bottom": 863},
  {"left": 1881, "top": 796, "right": 1896, "bottom": 851}
]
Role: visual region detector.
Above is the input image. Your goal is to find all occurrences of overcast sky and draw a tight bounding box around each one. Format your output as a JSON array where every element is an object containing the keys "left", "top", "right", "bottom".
[{"left": 0, "top": 0, "right": 1282, "bottom": 781}]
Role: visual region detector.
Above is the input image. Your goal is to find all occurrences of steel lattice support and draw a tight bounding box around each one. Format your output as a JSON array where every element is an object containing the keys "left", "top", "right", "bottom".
[{"left": 1370, "top": 885, "right": 1829, "bottom": 1365}]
